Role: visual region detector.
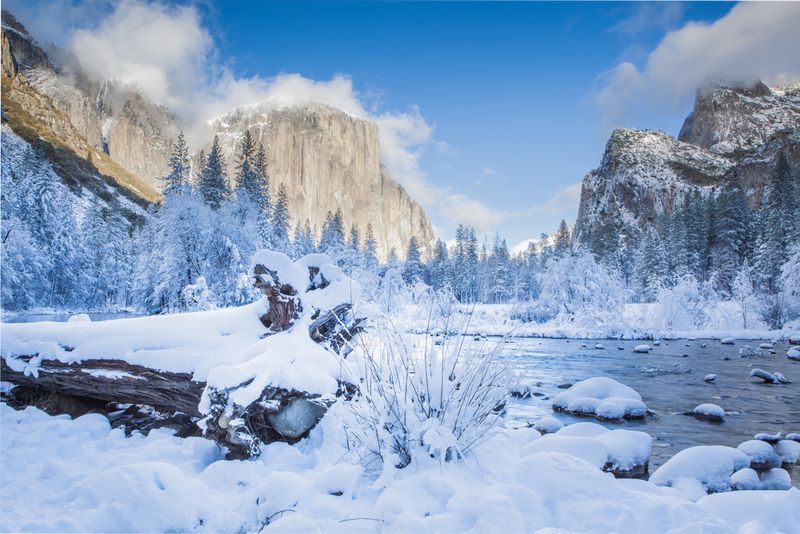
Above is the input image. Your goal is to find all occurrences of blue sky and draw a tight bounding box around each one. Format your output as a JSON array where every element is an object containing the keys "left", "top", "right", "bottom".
[
  {"left": 204, "top": 1, "right": 734, "bottom": 247},
  {"left": 12, "top": 1, "right": 798, "bottom": 248}
]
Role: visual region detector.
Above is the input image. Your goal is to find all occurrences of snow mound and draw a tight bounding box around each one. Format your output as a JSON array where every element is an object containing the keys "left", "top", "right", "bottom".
[
  {"left": 775, "top": 440, "right": 800, "bottom": 464},
  {"left": 531, "top": 415, "right": 564, "bottom": 434},
  {"left": 553, "top": 377, "right": 646, "bottom": 420},
  {"left": 693, "top": 403, "right": 725, "bottom": 421},
  {"left": 737, "top": 440, "right": 782, "bottom": 468},
  {"left": 728, "top": 468, "right": 790, "bottom": 491},
  {"left": 787, "top": 347, "right": 800, "bottom": 360},
  {"left": 720, "top": 337, "right": 736, "bottom": 345},
  {"left": 633, "top": 344, "right": 651, "bottom": 353},
  {"left": 649, "top": 445, "right": 750, "bottom": 497}
]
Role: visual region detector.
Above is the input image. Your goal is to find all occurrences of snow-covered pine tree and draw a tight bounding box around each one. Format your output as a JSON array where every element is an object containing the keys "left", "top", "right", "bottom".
[
  {"left": 402, "top": 236, "right": 426, "bottom": 284},
  {"left": 270, "top": 183, "right": 291, "bottom": 253},
  {"left": 362, "top": 223, "right": 378, "bottom": 269},
  {"left": 427, "top": 238, "right": 450, "bottom": 290},
  {"left": 553, "top": 219, "right": 571, "bottom": 257},
  {"left": 164, "top": 132, "right": 190, "bottom": 195},
  {"left": 199, "top": 136, "right": 228, "bottom": 209}
]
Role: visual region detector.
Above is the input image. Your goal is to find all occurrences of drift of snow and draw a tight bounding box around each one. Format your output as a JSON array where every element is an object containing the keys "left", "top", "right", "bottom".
[{"left": 552, "top": 377, "right": 646, "bottom": 420}]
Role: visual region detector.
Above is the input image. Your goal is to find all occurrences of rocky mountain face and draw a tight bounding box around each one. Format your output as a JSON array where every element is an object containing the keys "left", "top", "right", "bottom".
[
  {"left": 1, "top": 10, "right": 436, "bottom": 258},
  {"left": 575, "top": 81, "right": 800, "bottom": 241},
  {"left": 1, "top": 13, "right": 158, "bottom": 218},
  {"left": 211, "top": 104, "right": 435, "bottom": 259}
]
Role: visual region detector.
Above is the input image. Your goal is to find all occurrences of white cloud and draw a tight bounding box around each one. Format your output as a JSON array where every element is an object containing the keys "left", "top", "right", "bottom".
[
  {"left": 439, "top": 194, "right": 510, "bottom": 232},
  {"left": 608, "top": 3, "right": 683, "bottom": 37},
  {"left": 17, "top": 0, "right": 507, "bottom": 235},
  {"left": 526, "top": 182, "right": 582, "bottom": 216},
  {"left": 596, "top": 2, "right": 800, "bottom": 126}
]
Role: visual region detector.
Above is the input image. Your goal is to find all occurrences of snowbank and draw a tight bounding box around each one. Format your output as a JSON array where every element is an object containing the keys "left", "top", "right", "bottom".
[{"left": 2, "top": 403, "right": 798, "bottom": 533}]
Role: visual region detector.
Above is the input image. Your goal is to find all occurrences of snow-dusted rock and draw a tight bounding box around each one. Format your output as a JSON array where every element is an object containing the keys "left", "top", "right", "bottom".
[
  {"left": 650, "top": 445, "right": 750, "bottom": 496},
  {"left": 552, "top": 377, "right": 646, "bottom": 420},
  {"left": 754, "top": 432, "right": 783, "bottom": 444},
  {"left": 531, "top": 416, "right": 564, "bottom": 434},
  {"left": 692, "top": 403, "right": 725, "bottom": 422},
  {"left": 704, "top": 374, "right": 716, "bottom": 383},
  {"left": 786, "top": 433, "right": 800, "bottom": 442},
  {"left": 653, "top": 340, "right": 661, "bottom": 346},
  {"left": 750, "top": 369, "right": 790, "bottom": 384},
  {"left": 759, "top": 343, "right": 773, "bottom": 349},
  {"left": 729, "top": 466, "right": 793, "bottom": 491},
  {"left": 594, "top": 343, "right": 605, "bottom": 350},
  {"left": 737, "top": 440, "right": 782, "bottom": 469},
  {"left": 739, "top": 345, "right": 763, "bottom": 358},
  {"left": 633, "top": 344, "right": 651, "bottom": 353},
  {"left": 787, "top": 347, "right": 800, "bottom": 360},
  {"left": 789, "top": 333, "right": 800, "bottom": 345},
  {"left": 720, "top": 337, "right": 735, "bottom": 345}
]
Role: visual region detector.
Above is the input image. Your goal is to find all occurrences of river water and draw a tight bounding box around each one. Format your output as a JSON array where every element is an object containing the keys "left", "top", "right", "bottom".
[{"left": 495, "top": 336, "right": 800, "bottom": 487}]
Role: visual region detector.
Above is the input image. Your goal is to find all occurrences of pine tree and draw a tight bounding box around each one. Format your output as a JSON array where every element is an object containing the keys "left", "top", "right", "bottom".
[
  {"left": 199, "top": 136, "right": 228, "bottom": 209},
  {"left": 554, "top": 219, "right": 571, "bottom": 257},
  {"left": 363, "top": 223, "right": 378, "bottom": 269},
  {"left": 164, "top": 132, "right": 190, "bottom": 195},
  {"left": 428, "top": 238, "right": 450, "bottom": 290},
  {"left": 402, "top": 236, "right": 426, "bottom": 284},
  {"left": 270, "top": 183, "right": 291, "bottom": 253}
]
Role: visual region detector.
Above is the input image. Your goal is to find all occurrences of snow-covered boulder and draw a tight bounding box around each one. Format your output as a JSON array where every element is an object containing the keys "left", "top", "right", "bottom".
[
  {"left": 787, "top": 433, "right": 800, "bottom": 442},
  {"left": 649, "top": 445, "right": 750, "bottom": 497},
  {"left": 728, "top": 468, "right": 790, "bottom": 491},
  {"left": 737, "top": 440, "right": 782, "bottom": 469},
  {"left": 774, "top": 439, "right": 800, "bottom": 464},
  {"left": 594, "top": 343, "right": 605, "bottom": 350},
  {"left": 787, "top": 347, "right": 800, "bottom": 360},
  {"left": 720, "top": 337, "right": 736, "bottom": 345},
  {"left": 692, "top": 403, "right": 725, "bottom": 422},
  {"left": 531, "top": 416, "right": 564, "bottom": 434},
  {"left": 633, "top": 344, "right": 651, "bottom": 353},
  {"left": 789, "top": 333, "right": 800, "bottom": 345},
  {"left": 704, "top": 374, "right": 716, "bottom": 383},
  {"left": 526, "top": 422, "right": 653, "bottom": 477},
  {"left": 552, "top": 377, "right": 647, "bottom": 420},
  {"left": 754, "top": 432, "right": 783, "bottom": 444},
  {"left": 759, "top": 343, "right": 774, "bottom": 349},
  {"left": 750, "top": 369, "right": 790, "bottom": 384}
]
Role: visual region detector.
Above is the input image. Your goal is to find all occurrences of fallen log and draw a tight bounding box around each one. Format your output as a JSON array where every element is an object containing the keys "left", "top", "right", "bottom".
[{"left": 1, "top": 251, "right": 363, "bottom": 458}]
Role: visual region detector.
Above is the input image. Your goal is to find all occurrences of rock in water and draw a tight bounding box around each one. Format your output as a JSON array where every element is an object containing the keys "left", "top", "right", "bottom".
[
  {"left": 692, "top": 403, "right": 725, "bottom": 422},
  {"left": 704, "top": 374, "right": 716, "bottom": 383},
  {"left": 720, "top": 337, "right": 735, "bottom": 345},
  {"left": 633, "top": 344, "right": 651, "bottom": 353}
]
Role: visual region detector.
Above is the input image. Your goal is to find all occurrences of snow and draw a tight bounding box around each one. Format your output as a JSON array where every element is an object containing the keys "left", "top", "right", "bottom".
[
  {"left": 693, "top": 403, "right": 725, "bottom": 420},
  {"left": 531, "top": 416, "right": 564, "bottom": 434},
  {"left": 649, "top": 445, "right": 750, "bottom": 496},
  {"left": 775, "top": 440, "right": 800, "bottom": 464},
  {"left": 737, "top": 440, "right": 782, "bottom": 468},
  {"left": 739, "top": 345, "right": 764, "bottom": 357},
  {"left": 787, "top": 347, "right": 800, "bottom": 360},
  {"left": 750, "top": 368, "right": 790, "bottom": 384},
  {"left": 704, "top": 373, "right": 717, "bottom": 382},
  {"left": 3, "top": 402, "right": 798, "bottom": 532},
  {"left": 552, "top": 377, "right": 647, "bottom": 420},
  {"left": 721, "top": 337, "right": 736, "bottom": 345},
  {"left": 633, "top": 344, "right": 651, "bottom": 353}
]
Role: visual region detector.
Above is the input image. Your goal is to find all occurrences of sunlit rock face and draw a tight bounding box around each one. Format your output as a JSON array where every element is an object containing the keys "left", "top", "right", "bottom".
[{"left": 210, "top": 103, "right": 435, "bottom": 259}]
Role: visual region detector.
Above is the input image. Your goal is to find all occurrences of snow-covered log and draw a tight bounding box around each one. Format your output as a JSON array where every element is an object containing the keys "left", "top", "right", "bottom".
[{"left": 1, "top": 251, "right": 363, "bottom": 458}]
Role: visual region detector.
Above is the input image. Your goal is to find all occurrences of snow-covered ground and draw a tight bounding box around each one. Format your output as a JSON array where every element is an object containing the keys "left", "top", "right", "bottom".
[
  {"left": 398, "top": 302, "right": 800, "bottom": 341},
  {"left": 2, "top": 402, "right": 799, "bottom": 533}
]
